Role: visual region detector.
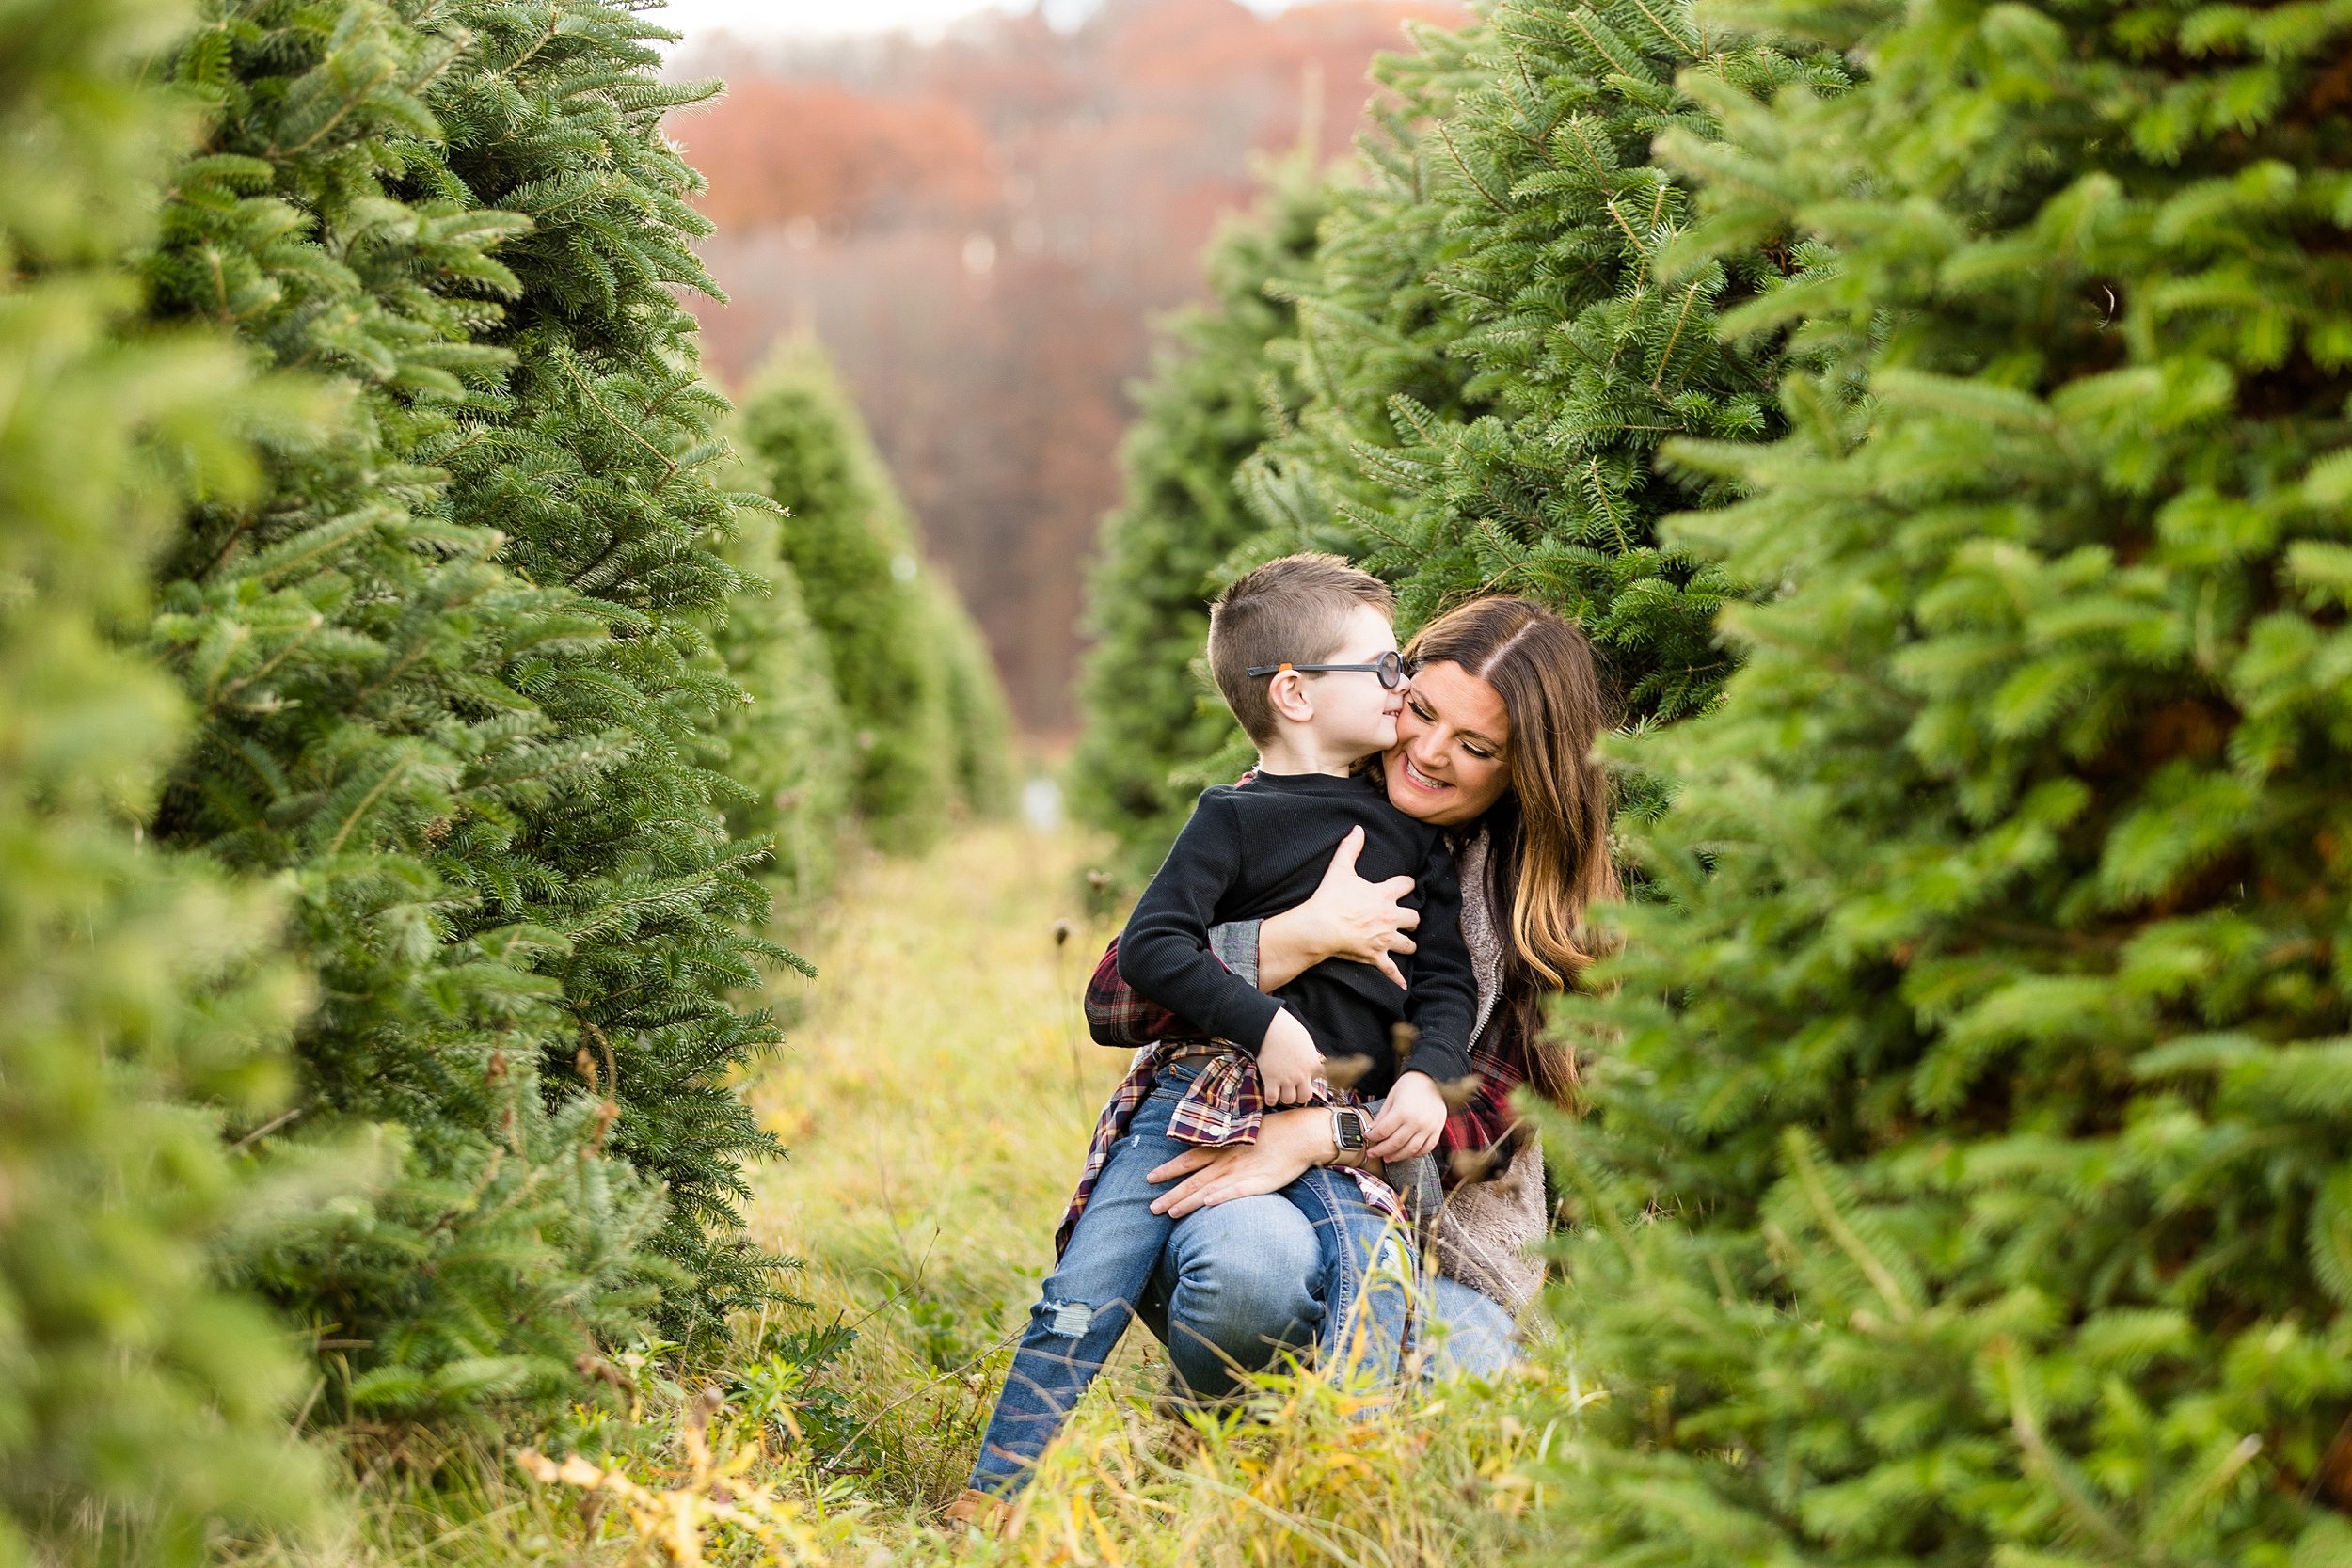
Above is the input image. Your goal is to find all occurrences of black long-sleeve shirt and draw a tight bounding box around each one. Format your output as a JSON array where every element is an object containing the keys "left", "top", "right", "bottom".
[{"left": 1116, "top": 770, "right": 1478, "bottom": 1092}]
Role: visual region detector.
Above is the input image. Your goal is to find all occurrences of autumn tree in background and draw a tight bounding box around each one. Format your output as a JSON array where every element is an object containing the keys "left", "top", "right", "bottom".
[
  {"left": 0, "top": 0, "right": 328, "bottom": 1555},
  {"left": 1545, "top": 0, "right": 2352, "bottom": 1556},
  {"left": 679, "top": 0, "right": 1466, "bottom": 731}
]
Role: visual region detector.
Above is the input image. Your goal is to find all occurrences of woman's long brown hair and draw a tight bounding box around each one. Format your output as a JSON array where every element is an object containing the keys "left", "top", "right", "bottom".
[{"left": 1403, "top": 597, "right": 1617, "bottom": 1103}]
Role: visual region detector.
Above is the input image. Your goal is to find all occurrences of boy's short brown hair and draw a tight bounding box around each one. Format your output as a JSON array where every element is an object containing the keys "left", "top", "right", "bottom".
[{"left": 1207, "top": 553, "right": 1395, "bottom": 745}]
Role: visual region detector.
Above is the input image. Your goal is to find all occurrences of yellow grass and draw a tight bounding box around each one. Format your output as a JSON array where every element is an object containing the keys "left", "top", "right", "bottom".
[
  {"left": 743, "top": 818, "right": 1141, "bottom": 1513},
  {"left": 241, "top": 819, "right": 1573, "bottom": 1568},
  {"left": 742, "top": 818, "right": 1572, "bottom": 1564}
]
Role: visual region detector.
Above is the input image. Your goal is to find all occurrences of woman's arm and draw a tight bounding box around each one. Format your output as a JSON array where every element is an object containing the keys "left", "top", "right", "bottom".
[
  {"left": 1143, "top": 1107, "right": 1351, "bottom": 1218},
  {"left": 1255, "top": 825, "right": 1422, "bottom": 990}
]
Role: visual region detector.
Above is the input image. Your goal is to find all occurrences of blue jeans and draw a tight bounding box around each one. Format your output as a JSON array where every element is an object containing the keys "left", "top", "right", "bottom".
[
  {"left": 1135, "top": 1169, "right": 1415, "bottom": 1400},
  {"left": 1419, "top": 1273, "right": 1520, "bottom": 1380},
  {"left": 968, "top": 1071, "right": 1419, "bottom": 1497},
  {"left": 1137, "top": 1193, "right": 1522, "bottom": 1391},
  {"left": 967, "top": 1064, "right": 1206, "bottom": 1497}
]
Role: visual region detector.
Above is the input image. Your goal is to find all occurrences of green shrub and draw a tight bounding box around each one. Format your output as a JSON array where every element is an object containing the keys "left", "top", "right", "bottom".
[
  {"left": 1069, "top": 159, "right": 1327, "bottom": 871},
  {"left": 737, "top": 341, "right": 1009, "bottom": 846},
  {"left": 142, "top": 0, "right": 792, "bottom": 1418},
  {"left": 705, "top": 481, "right": 856, "bottom": 910},
  {"left": 924, "top": 572, "right": 1018, "bottom": 822},
  {"left": 1547, "top": 0, "right": 2352, "bottom": 1559},
  {"left": 0, "top": 0, "right": 328, "bottom": 1555}
]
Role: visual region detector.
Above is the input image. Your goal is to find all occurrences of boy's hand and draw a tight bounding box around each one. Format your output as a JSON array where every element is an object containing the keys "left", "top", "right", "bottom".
[
  {"left": 1366, "top": 1070, "right": 1447, "bottom": 1161},
  {"left": 1256, "top": 1009, "right": 1322, "bottom": 1107}
]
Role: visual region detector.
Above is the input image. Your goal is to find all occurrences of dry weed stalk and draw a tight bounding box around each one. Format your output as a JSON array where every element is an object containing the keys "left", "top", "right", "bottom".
[{"left": 515, "top": 1387, "right": 833, "bottom": 1566}]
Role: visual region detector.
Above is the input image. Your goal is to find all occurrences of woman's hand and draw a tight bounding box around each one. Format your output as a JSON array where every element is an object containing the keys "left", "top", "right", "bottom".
[
  {"left": 1257, "top": 826, "right": 1420, "bottom": 990},
  {"left": 1146, "top": 1107, "right": 1337, "bottom": 1218}
]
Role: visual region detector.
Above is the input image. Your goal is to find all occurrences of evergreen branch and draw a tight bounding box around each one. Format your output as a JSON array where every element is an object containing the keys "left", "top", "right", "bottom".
[
  {"left": 1437, "top": 119, "right": 1512, "bottom": 214},
  {"left": 324, "top": 753, "right": 416, "bottom": 856},
  {"left": 558, "top": 349, "right": 677, "bottom": 481},
  {"left": 1781, "top": 1130, "right": 1915, "bottom": 1323},
  {"left": 207, "top": 611, "right": 327, "bottom": 714},
  {"left": 1652, "top": 279, "right": 1705, "bottom": 393},
  {"left": 1997, "top": 1340, "right": 2143, "bottom": 1563},
  {"left": 1601, "top": 195, "right": 1647, "bottom": 252},
  {"left": 1587, "top": 457, "right": 1631, "bottom": 552},
  {"left": 1626, "top": 0, "right": 1702, "bottom": 60}
]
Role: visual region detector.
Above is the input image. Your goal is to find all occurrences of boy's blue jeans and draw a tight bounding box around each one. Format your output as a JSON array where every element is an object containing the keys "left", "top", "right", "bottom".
[{"left": 966, "top": 1063, "right": 1411, "bottom": 1498}]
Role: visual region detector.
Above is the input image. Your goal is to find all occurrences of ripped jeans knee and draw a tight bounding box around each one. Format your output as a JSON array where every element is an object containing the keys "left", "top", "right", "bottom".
[{"left": 1039, "top": 1297, "right": 1098, "bottom": 1339}]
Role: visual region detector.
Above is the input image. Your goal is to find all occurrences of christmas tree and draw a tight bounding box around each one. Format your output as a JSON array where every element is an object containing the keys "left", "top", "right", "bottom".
[
  {"left": 1548, "top": 0, "right": 2352, "bottom": 1558},
  {"left": 1069, "top": 158, "right": 1328, "bottom": 869},
  {"left": 701, "top": 475, "right": 855, "bottom": 910},
  {"left": 1086, "top": 0, "right": 1838, "bottom": 827},
  {"left": 735, "top": 341, "right": 1009, "bottom": 847},
  {"left": 0, "top": 0, "right": 326, "bottom": 1555},
  {"left": 924, "top": 569, "right": 1018, "bottom": 823},
  {"left": 142, "top": 0, "right": 794, "bottom": 1416},
  {"left": 1324, "top": 0, "right": 1836, "bottom": 736}
]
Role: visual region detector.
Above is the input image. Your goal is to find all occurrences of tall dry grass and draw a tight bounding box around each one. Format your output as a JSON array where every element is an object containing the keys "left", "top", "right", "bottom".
[{"left": 230, "top": 819, "right": 1572, "bottom": 1568}]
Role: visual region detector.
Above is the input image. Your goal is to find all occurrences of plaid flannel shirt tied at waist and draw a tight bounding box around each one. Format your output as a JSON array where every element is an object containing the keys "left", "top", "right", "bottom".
[{"left": 1053, "top": 1039, "right": 1395, "bottom": 1258}]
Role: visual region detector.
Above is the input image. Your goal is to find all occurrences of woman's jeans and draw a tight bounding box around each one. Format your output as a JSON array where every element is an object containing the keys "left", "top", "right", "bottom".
[
  {"left": 967, "top": 1068, "right": 1414, "bottom": 1497},
  {"left": 1134, "top": 1193, "right": 1521, "bottom": 1395}
]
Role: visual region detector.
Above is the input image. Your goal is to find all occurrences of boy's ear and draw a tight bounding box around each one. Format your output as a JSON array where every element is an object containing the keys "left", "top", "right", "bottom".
[{"left": 1264, "top": 668, "right": 1315, "bottom": 726}]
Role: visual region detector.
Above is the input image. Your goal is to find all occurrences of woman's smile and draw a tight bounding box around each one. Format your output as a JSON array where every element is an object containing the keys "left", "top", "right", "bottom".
[{"left": 1400, "top": 754, "right": 1453, "bottom": 794}]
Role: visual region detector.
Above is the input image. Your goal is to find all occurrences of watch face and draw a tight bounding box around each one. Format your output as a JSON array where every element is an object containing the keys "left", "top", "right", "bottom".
[{"left": 1335, "top": 1108, "right": 1365, "bottom": 1150}]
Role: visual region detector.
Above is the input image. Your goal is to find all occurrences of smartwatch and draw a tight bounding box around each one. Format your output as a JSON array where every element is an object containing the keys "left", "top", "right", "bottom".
[{"left": 1329, "top": 1105, "right": 1368, "bottom": 1163}]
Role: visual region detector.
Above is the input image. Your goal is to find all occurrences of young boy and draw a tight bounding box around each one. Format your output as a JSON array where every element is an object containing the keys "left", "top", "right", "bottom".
[{"left": 957, "top": 554, "right": 1478, "bottom": 1513}]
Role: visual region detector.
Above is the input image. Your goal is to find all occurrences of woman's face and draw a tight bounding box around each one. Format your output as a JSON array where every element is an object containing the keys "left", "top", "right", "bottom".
[{"left": 1382, "top": 659, "right": 1511, "bottom": 827}]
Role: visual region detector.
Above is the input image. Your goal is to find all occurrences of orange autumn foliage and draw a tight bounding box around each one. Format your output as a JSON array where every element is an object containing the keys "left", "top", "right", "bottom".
[{"left": 673, "top": 0, "right": 1462, "bottom": 731}]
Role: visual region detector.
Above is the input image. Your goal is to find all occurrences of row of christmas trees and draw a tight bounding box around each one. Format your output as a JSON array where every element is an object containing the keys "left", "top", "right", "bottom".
[
  {"left": 0, "top": 0, "right": 1006, "bottom": 1559},
  {"left": 1078, "top": 0, "right": 2352, "bottom": 1558}
]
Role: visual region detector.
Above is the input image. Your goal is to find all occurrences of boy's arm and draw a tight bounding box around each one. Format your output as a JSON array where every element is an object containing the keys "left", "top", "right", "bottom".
[
  {"left": 1399, "top": 842, "right": 1478, "bottom": 1084},
  {"left": 1083, "top": 923, "right": 1262, "bottom": 1048},
  {"left": 1117, "top": 794, "right": 1285, "bottom": 1052}
]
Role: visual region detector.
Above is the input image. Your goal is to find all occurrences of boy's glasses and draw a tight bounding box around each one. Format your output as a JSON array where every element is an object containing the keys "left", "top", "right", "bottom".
[{"left": 1247, "top": 651, "right": 1406, "bottom": 689}]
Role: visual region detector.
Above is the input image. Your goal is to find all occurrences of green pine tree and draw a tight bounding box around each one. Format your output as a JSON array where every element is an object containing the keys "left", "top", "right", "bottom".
[
  {"left": 1259, "top": 0, "right": 1836, "bottom": 713},
  {"left": 924, "top": 570, "right": 1018, "bottom": 822},
  {"left": 736, "top": 341, "right": 1008, "bottom": 847},
  {"left": 142, "top": 0, "right": 797, "bottom": 1417},
  {"left": 1332, "top": 0, "right": 1836, "bottom": 733},
  {"left": 1224, "top": 20, "right": 1487, "bottom": 578},
  {"left": 0, "top": 0, "right": 328, "bottom": 1556},
  {"left": 1069, "top": 157, "right": 1329, "bottom": 869},
  {"left": 1546, "top": 0, "right": 2352, "bottom": 1560},
  {"left": 428, "top": 1, "right": 795, "bottom": 1344},
  {"left": 701, "top": 479, "right": 856, "bottom": 912},
  {"left": 1094, "top": 0, "right": 1837, "bottom": 829}
]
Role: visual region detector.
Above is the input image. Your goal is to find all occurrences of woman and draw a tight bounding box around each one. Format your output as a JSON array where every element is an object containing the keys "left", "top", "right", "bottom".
[{"left": 1087, "top": 594, "right": 1616, "bottom": 1395}]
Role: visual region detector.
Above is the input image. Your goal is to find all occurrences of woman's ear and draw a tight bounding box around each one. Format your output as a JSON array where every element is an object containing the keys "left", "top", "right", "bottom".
[{"left": 1264, "top": 669, "right": 1314, "bottom": 726}]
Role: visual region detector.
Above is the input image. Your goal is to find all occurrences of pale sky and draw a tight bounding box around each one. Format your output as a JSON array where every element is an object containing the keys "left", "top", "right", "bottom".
[{"left": 656, "top": 0, "right": 1301, "bottom": 44}]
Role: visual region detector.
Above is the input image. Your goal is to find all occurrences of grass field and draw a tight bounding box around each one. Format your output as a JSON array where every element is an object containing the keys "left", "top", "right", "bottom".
[
  {"left": 246, "top": 819, "right": 1570, "bottom": 1567},
  {"left": 746, "top": 819, "right": 1572, "bottom": 1563},
  {"left": 745, "top": 819, "right": 1141, "bottom": 1518}
]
